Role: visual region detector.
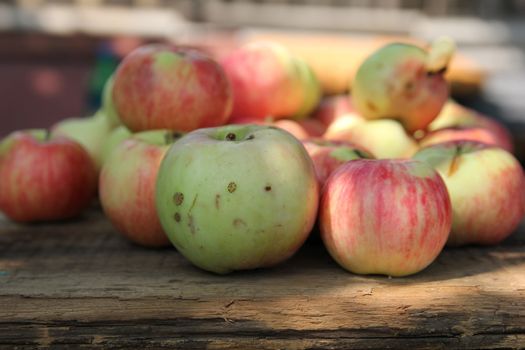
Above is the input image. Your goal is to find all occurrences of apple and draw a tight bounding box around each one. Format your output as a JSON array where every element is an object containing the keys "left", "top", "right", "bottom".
[
  {"left": 427, "top": 100, "right": 513, "bottom": 152},
  {"left": 0, "top": 130, "right": 97, "bottom": 222},
  {"left": 222, "top": 42, "right": 320, "bottom": 122},
  {"left": 101, "top": 74, "right": 121, "bottom": 128},
  {"left": 155, "top": 124, "right": 319, "bottom": 274},
  {"left": 324, "top": 118, "right": 419, "bottom": 159},
  {"left": 413, "top": 141, "right": 525, "bottom": 246},
  {"left": 100, "top": 125, "right": 133, "bottom": 166},
  {"left": 51, "top": 112, "right": 113, "bottom": 172},
  {"left": 100, "top": 129, "right": 181, "bottom": 247},
  {"left": 297, "top": 118, "right": 326, "bottom": 138},
  {"left": 113, "top": 44, "right": 233, "bottom": 132},
  {"left": 272, "top": 119, "right": 309, "bottom": 140},
  {"left": 419, "top": 126, "right": 513, "bottom": 152},
  {"left": 312, "top": 95, "right": 356, "bottom": 127},
  {"left": 302, "top": 139, "right": 373, "bottom": 186},
  {"left": 352, "top": 38, "right": 455, "bottom": 132},
  {"left": 320, "top": 159, "right": 452, "bottom": 276}
]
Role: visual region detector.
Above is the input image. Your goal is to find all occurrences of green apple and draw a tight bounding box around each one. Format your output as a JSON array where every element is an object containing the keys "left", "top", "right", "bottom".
[
  {"left": 155, "top": 124, "right": 319, "bottom": 274},
  {"left": 413, "top": 141, "right": 525, "bottom": 246},
  {"left": 102, "top": 75, "right": 122, "bottom": 129},
  {"left": 51, "top": 112, "right": 113, "bottom": 172},
  {"left": 100, "top": 126, "right": 133, "bottom": 166},
  {"left": 100, "top": 129, "right": 181, "bottom": 247}
]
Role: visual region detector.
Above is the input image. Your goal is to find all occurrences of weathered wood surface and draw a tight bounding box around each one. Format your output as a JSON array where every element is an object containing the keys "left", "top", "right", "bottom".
[{"left": 1, "top": 209, "right": 524, "bottom": 349}]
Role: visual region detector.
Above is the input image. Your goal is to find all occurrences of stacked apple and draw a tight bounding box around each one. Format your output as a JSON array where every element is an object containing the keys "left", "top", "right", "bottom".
[{"left": 1, "top": 38, "right": 523, "bottom": 278}]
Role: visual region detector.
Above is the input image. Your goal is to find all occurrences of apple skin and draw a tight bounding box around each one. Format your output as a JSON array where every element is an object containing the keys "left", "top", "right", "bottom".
[
  {"left": 272, "top": 119, "right": 310, "bottom": 140},
  {"left": 51, "top": 112, "right": 113, "bottom": 172},
  {"left": 312, "top": 95, "right": 356, "bottom": 127},
  {"left": 352, "top": 41, "right": 451, "bottom": 133},
  {"left": 100, "top": 125, "right": 133, "bottom": 166},
  {"left": 324, "top": 118, "right": 419, "bottom": 159},
  {"left": 427, "top": 100, "right": 513, "bottom": 152},
  {"left": 302, "top": 139, "right": 373, "bottom": 187},
  {"left": 297, "top": 118, "right": 326, "bottom": 137},
  {"left": 419, "top": 126, "right": 513, "bottom": 152},
  {"left": 99, "top": 130, "right": 180, "bottom": 247},
  {"left": 320, "top": 159, "right": 452, "bottom": 276},
  {"left": 101, "top": 75, "right": 122, "bottom": 129},
  {"left": 0, "top": 130, "right": 97, "bottom": 222},
  {"left": 155, "top": 124, "right": 319, "bottom": 274},
  {"left": 222, "top": 42, "right": 320, "bottom": 122},
  {"left": 413, "top": 141, "right": 525, "bottom": 246},
  {"left": 113, "top": 44, "right": 233, "bottom": 132}
]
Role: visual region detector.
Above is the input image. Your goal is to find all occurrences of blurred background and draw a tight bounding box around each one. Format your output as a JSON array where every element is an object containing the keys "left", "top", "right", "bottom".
[{"left": 1, "top": 0, "right": 525, "bottom": 153}]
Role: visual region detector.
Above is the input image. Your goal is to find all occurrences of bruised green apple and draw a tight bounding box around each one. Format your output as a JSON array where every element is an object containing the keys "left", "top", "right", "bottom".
[
  {"left": 156, "top": 125, "right": 319, "bottom": 274},
  {"left": 352, "top": 37, "right": 455, "bottom": 133}
]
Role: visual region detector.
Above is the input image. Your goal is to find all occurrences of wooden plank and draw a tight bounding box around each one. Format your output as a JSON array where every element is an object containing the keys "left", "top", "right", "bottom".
[{"left": 1, "top": 209, "right": 524, "bottom": 348}]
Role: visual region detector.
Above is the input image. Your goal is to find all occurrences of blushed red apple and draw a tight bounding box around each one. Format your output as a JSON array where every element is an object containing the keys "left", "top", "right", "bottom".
[
  {"left": 0, "top": 130, "right": 97, "bottom": 222},
  {"left": 99, "top": 130, "right": 182, "bottom": 247},
  {"left": 113, "top": 44, "right": 233, "bottom": 132}
]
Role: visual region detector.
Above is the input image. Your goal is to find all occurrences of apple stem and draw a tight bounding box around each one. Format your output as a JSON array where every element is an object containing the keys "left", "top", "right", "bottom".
[
  {"left": 426, "top": 36, "right": 456, "bottom": 74},
  {"left": 448, "top": 145, "right": 463, "bottom": 176}
]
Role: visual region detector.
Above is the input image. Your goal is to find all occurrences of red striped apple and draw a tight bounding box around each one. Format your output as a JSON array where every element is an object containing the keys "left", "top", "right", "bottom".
[
  {"left": 413, "top": 141, "right": 525, "bottom": 246},
  {"left": 155, "top": 124, "right": 319, "bottom": 274},
  {"left": 113, "top": 44, "right": 233, "bottom": 132},
  {"left": 320, "top": 159, "right": 452, "bottom": 276},
  {"left": 99, "top": 130, "right": 182, "bottom": 247},
  {"left": 0, "top": 130, "right": 97, "bottom": 222}
]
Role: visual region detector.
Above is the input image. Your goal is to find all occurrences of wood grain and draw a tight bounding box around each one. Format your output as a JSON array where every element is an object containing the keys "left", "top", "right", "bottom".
[{"left": 1, "top": 209, "right": 524, "bottom": 349}]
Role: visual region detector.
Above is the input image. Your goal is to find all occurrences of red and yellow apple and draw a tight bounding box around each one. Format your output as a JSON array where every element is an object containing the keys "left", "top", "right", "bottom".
[
  {"left": 320, "top": 159, "right": 452, "bottom": 276},
  {"left": 413, "top": 141, "right": 525, "bottom": 246},
  {"left": 222, "top": 42, "right": 320, "bottom": 122},
  {"left": 113, "top": 44, "right": 233, "bottom": 132},
  {"left": 0, "top": 130, "right": 97, "bottom": 222},
  {"left": 99, "top": 129, "right": 181, "bottom": 247},
  {"left": 352, "top": 38, "right": 454, "bottom": 132},
  {"left": 419, "top": 126, "right": 513, "bottom": 152}
]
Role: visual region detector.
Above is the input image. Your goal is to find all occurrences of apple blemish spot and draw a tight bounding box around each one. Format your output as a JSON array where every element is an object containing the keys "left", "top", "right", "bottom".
[
  {"left": 227, "top": 182, "right": 237, "bottom": 193},
  {"left": 265, "top": 185, "right": 272, "bottom": 192},
  {"left": 246, "top": 134, "right": 255, "bottom": 140},
  {"left": 174, "top": 212, "right": 181, "bottom": 223},
  {"left": 173, "top": 192, "right": 184, "bottom": 206},
  {"left": 225, "top": 133, "right": 236, "bottom": 141}
]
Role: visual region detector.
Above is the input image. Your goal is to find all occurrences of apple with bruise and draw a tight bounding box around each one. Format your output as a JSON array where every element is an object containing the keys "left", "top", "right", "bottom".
[
  {"left": 320, "top": 159, "right": 452, "bottom": 276},
  {"left": 0, "top": 130, "right": 97, "bottom": 222},
  {"left": 99, "top": 130, "right": 182, "bottom": 247},
  {"left": 155, "top": 124, "right": 319, "bottom": 274},
  {"left": 413, "top": 141, "right": 525, "bottom": 246},
  {"left": 113, "top": 44, "right": 233, "bottom": 132}
]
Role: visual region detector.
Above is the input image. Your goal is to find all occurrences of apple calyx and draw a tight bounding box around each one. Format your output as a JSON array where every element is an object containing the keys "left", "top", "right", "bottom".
[{"left": 426, "top": 36, "right": 456, "bottom": 74}]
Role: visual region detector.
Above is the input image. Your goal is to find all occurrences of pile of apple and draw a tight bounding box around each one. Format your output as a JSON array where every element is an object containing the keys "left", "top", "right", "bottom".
[{"left": 1, "top": 38, "right": 524, "bottom": 277}]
